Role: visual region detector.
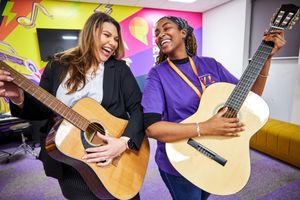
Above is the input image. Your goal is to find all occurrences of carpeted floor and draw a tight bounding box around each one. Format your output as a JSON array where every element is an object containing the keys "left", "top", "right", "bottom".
[{"left": 0, "top": 139, "right": 299, "bottom": 200}]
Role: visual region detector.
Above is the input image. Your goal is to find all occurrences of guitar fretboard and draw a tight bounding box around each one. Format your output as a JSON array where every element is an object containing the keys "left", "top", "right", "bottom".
[
  {"left": 0, "top": 60, "right": 90, "bottom": 131},
  {"left": 224, "top": 41, "right": 273, "bottom": 116}
]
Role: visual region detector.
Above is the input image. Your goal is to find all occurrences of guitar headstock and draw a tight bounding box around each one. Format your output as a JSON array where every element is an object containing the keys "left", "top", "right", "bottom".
[{"left": 270, "top": 4, "right": 300, "bottom": 30}]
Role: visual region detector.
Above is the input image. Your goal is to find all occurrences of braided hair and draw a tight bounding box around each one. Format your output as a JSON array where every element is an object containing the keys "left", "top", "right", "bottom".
[{"left": 156, "top": 16, "right": 197, "bottom": 64}]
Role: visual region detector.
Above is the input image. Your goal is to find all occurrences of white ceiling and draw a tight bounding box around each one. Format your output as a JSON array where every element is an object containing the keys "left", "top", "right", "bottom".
[{"left": 62, "top": 0, "right": 232, "bottom": 12}]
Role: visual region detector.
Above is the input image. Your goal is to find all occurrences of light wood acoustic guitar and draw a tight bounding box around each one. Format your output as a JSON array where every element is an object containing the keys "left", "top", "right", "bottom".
[
  {"left": 0, "top": 60, "right": 150, "bottom": 200},
  {"left": 166, "top": 4, "right": 300, "bottom": 195}
]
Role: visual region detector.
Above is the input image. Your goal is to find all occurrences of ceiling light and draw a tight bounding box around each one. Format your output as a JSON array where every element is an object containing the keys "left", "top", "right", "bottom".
[
  {"left": 62, "top": 36, "right": 78, "bottom": 40},
  {"left": 168, "top": 0, "right": 197, "bottom": 3}
]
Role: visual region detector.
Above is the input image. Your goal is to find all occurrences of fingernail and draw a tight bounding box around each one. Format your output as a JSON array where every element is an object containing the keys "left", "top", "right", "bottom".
[{"left": 8, "top": 77, "right": 13, "bottom": 81}]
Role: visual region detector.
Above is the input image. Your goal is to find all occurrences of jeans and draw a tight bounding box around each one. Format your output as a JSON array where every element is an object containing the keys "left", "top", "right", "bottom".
[{"left": 159, "top": 168, "right": 210, "bottom": 200}]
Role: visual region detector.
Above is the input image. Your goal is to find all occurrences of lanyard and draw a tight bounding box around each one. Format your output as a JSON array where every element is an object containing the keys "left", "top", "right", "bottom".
[{"left": 167, "top": 57, "right": 206, "bottom": 99}]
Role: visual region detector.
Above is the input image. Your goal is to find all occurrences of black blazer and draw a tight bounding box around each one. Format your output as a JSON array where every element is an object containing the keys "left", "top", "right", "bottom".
[{"left": 10, "top": 57, "right": 145, "bottom": 179}]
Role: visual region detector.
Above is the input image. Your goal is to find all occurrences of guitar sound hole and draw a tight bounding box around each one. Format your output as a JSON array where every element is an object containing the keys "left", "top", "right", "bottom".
[
  {"left": 218, "top": 106, "right": 237, "bottom": 118},
  {"left": 85, "top": 122, "right": 106, "bottom": 146}
]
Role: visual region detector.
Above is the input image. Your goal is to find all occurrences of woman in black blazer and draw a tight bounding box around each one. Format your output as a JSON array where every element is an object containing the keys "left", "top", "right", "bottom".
[{"left": 0, "top": 12, "right": 144, "bottom": 200}]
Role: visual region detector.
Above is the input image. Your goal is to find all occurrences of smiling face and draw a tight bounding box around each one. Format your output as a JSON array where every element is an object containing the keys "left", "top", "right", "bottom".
[
  {"left": 154, "top": 18, "right": 188, "bottom": 60},
  {"left": 94, "top": 22, "right": 119, "bottom": 63}
]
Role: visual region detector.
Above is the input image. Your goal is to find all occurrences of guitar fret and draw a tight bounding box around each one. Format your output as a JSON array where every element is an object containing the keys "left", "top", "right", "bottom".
[
  {"left": 76, "top": 120, "right": 82, "bottom": 130},
  {"left": 40, "top": 93, "right": 49, "bottom": 104},
  {"left": 62, "top": 109, "right": 71, "bottom": 120},
  {"left": 31, "top": 88, "right": 38, "bottom": 96},
  {"left": 51, "top": 102, "right": 58, "bottom": 110},
  {"left": 77, "top": 119, "right": 86, "bottom": 130},
  {"left": 60, "top": 108, "right": 67, "bottom": 118},
  {"left": 251, "top": 59, "right": 265, "bottom": 66},
  {"left": 17, "top": 80, "right": 26, "bottom": 88},
  {"left": 67, "top": 112, "right": 73, "bottom": 123},
  {"left": 76, "top": 119, "right": 83, "bottom": 130},
  {"left": 68, "top": 112, "right": 76, "bottom": 124},
  {"left": 47, "top": 100, "right": 54, "bottom": 108}
]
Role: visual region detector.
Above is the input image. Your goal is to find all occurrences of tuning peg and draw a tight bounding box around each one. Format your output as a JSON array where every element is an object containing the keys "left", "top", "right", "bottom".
[{"left": 270, "top": 8, "right": 279, "bottom": 22}]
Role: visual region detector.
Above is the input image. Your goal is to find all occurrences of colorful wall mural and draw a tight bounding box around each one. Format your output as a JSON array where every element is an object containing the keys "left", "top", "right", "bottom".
[{"left": 0, "top": 0, "right": 202, "bottom": 113}]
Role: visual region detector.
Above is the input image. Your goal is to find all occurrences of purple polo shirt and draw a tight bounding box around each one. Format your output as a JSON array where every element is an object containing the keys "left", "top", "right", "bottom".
[{"left": 142, "top": 56, "right": 238, "bottom": 176}]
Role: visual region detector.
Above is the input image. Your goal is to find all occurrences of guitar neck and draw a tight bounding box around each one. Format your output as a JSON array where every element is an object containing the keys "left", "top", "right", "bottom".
[
  {"left": 224, "top": 32, "right": 274, "bottom": 115},
  {"left": 0, "top": 60, "right": 90, "bottom": 131},
  {"left": 224, "top": 2, "right": 300, "bottom": 115}
]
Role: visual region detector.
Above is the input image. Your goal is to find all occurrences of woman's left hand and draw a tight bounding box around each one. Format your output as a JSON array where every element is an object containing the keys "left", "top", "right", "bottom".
[
  {"left": 263, "top": 30, "right": 286, "bottom": 58},
  {"left": 82, "top": 132, "right": 127, "bottom": 167}
]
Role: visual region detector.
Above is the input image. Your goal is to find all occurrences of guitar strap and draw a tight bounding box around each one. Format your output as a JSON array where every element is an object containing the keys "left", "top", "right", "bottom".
[{"left": 167, "top": 57, "right": 206, "bottom": 99}]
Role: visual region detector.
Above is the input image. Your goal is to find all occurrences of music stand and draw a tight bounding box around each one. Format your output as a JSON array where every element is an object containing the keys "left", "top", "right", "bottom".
[
  {"left": 0, "top": 150, "right": 11, "bottom": 159},
  {"left": 7, "top": 122, "right": 38, "bottom": 162}
]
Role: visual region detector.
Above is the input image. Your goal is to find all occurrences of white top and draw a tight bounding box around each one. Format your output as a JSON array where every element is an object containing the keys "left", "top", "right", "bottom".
[{"left": 56, "top": 63, "right": 105, "bottom": 107}]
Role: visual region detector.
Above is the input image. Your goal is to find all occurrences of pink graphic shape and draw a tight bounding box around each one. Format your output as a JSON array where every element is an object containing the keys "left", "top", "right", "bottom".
[{"left": 120, "top": 8, "right": 202, "bottom": 58}]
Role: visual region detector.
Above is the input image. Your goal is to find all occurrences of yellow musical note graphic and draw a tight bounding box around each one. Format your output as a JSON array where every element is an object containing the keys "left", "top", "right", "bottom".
[
  {"left": 17, "top": 2, "right": 53, "bottom": 28},
  {"left": 94, "top": 4, "right": 113, "bottom": 15},
  {"left": 0, "top": 97, "right": 10, "bottom": 113}
]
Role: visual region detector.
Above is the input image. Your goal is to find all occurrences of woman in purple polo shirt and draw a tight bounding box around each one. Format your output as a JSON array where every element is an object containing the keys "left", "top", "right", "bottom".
[{"left": 142, "top": 16, "right": 285, "bottom": 200}]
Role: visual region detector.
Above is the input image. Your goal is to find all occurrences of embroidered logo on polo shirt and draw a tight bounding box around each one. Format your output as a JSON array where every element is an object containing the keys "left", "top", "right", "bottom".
[{"left": 199, "top": 74, "right": 215, "bottom": 87}]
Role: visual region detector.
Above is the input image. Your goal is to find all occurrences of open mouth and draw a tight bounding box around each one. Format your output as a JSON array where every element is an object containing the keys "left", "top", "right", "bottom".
[
  {"left": 101, "top": 46, "right": 113, "bottom": 56},
  {"left": 161, "top": 39, "right": 171, "bottom": 47}
]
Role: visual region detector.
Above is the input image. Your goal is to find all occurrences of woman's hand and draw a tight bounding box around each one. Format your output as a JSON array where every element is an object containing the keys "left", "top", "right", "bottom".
[
  {"left": 263, "top": 30, "right": 286, "bottom": 58},
  {"left": 0, "top": 69, "right": 23, "bottom": 104},
  {"left": 82, "top": 133, "right": 128, "bottom": 167},
  {"left": 200, "top": 107, "right": 245, "bottom": 137}
]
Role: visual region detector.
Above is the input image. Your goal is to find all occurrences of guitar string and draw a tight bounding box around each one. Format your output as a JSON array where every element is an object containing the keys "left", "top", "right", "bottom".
[
  {"left": 228, "top": 44, "right": 272, "bottom": 118},
  {"left": 224, "top": 25, "right": 278, "bottom": 119},
  {"left": 227, "top": 35, "right": 272, "bottom": 115},
  {"left": 226, "top": 43, "right": 272, "bottom": 117},
  {"left": 225, "top": 42, "right": 272, "bottom": 118},
  {"left": 238, "top": 17, "right": 285, "bottom": 105},
  {"left": 230, "top": 26, "right": 277, "bottom": 116},
  {"left": 226, "top": 44, "right": 269, "bottom": 116}
]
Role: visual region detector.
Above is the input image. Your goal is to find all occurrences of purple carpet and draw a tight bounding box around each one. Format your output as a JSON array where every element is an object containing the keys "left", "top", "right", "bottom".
[{"left": 0, "top": 139, "right": 299, "bottom": 200}]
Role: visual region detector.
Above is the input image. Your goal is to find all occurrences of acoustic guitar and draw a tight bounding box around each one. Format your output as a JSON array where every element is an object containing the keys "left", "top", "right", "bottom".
[
  {"left": 0, "top": 60, "right": 150, "bottom": 200},
  {"left": 165, "top": 4, "right": 300, "bottom": 195}
]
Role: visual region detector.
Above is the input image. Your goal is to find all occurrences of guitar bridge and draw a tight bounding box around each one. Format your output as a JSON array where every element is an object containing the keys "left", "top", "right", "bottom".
[{"left": 187, "top": 138, "right": 227, "bottom": 166}]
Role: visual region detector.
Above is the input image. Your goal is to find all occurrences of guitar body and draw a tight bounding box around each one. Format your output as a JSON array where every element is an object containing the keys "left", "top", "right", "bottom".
[
  {"left": 46, "top": 98, "right": 150, "bottom": 199},
  {"left": 166, "top": 82, "right": 269, "bottom": 195}
]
